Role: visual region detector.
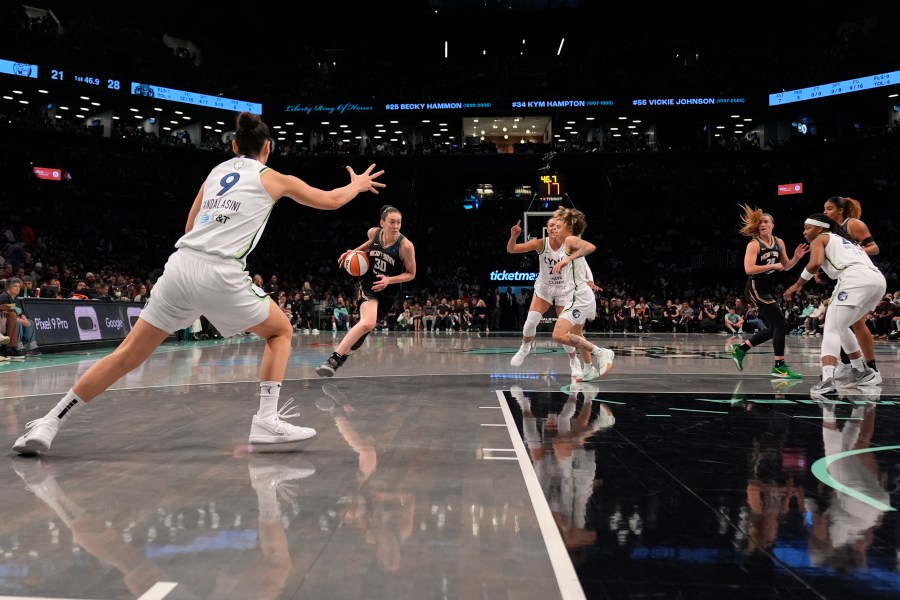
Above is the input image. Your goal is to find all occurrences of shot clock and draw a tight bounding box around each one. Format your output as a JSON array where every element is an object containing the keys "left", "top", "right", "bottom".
[{"left": 537, "top": 172, "right": 565, "bottom": 200}]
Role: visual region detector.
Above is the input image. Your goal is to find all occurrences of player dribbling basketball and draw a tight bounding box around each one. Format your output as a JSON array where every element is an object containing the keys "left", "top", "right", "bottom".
[{"left": 317, "top": 205, "right": 417, "bottom": 377}]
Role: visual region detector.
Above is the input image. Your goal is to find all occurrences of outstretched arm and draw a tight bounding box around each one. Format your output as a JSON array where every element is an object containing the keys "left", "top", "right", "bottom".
[
  {"left": 784, "top": 235, "right": 827, "bottom": 300},
  {"left": 781, "top": 238, "right": 809, "bottom": 270},
  {"left": 263, "top": 164, "right": 385, "bottom": 210}
]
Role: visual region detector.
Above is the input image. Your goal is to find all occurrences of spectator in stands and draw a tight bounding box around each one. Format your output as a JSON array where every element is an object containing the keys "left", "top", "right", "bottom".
[
  {"left": 663, "top": 299, "right": 679, "bottom": 332},
  {"left": 332, "top": 296, "right": 350, "bottom": 332},
  {"left": 68, "top": 279, "right": 92, "bottom": 300},
  {"left": 435, "top": 297, "right": 451, "bottom": 332},
  {"left": 611, "top": 298, "right": 627, "bottom": 333},
  {"left": 743, "top": 305, "right": 766, "bottom": 333},
  {"left": 20, "top": 275, "right": 36, "bottom": 298},
  {"left": 871, "top": 295, "right": 896, "bottom": 339},
  {"left": 634, "top": 298, "right": 649, "bottom": 332},
  {"left": 724, "top": 306, "right": 744, "bottom": 335},
  {"left": 411, "top": 300, "right": 424, "bottom": 331},
  {"left": 0, "top": 277, "right": 37, "bottom": 356},
  {"left": 489, "top": 288, "right": 502, "bottom": 331},
  {"left": 803, "top": 299, "right": 828, "bottom": 336},
  {"left": 298, "top": 281, "right": 318, "bottom": 333},
  {"left": 678, "top": 301, "right": 694, "bottom": 333},
  {"left": 695, "top": 299, "right": 720, "bottom": 333},
  {"left": 276, "top": 290, "right": 292, "bottom": 322},
  {"left": 4, "top": 239, "right": 27, "bottom": 273},
  {"left": 422, "top": 298, "right": 436, "bottom": 332},
  {"left": 265, "top": 274, "right": 280, "bottom": 300},
  {"left": 473, "top": 295, "right": 488, "bottom": 332}
]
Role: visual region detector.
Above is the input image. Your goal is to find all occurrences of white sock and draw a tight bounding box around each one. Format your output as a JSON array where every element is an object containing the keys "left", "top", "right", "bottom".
[
  {"left": 258, "top": 381, "right": 281, "bottom": 421},
  {"left": 850, "top": 357, "right": 865, "bottom": 370},
  {"left": 50, "top": 390, "right": 83, "bottom": 423},
  {"left": 822, "top": 365, "right": 836, "bottom": 381}
]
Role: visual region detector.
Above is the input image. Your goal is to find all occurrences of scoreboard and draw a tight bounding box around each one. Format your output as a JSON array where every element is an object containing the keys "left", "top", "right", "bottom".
[{"left": 0, "top": 57, "right": 261, "bottom": 113}]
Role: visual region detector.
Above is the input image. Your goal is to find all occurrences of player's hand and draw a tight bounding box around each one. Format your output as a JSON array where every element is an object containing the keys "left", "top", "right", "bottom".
[
  {"left": 510, "top": 220, "right": 522, "bottom": 237},
  {"left": 371, "top": 274, "right": 388, "bottom": 292},
  {"left": 793, "top": 243, "right": 809, "bottom": 260},
  {"left": 338, "top": 249, "right": 352, "bottom": 267},
  {"left": 348, "top": 164, "right": 386, "bottom": 194}
]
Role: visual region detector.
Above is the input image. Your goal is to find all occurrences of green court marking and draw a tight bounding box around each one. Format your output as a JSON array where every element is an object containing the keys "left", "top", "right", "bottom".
[
  {"left": 739, "top": 398, "right": 797, "bottom": 405},
  {"left": 646, "top": 414, "right": 672, "bottom": 417},
  {"left": 699, "top": 397, "right": 809, "bottom": 405},
  {"left": 811, "top": 445, "right": 900, "bottom": 512},
  {"left": 669, "top": 407, "right": 729, "bottom": 415}
]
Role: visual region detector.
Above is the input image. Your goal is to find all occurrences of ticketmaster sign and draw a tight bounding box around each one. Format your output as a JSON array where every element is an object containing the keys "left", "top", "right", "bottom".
[{"left": 489, "top": 270, "right": 537, "bottom": 282}]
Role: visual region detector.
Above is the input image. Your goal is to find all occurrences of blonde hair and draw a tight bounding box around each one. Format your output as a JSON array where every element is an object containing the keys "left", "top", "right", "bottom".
[
  {"left": 552, "top": 207, "right": 588, "bottom": 236},
  {"left": 738, "top": 203, "right": 772, "bottom": 237}
]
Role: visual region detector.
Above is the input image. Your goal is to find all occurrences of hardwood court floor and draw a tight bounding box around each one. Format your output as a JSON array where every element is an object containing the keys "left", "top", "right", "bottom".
[{"left": 1, "top": 330, "right": 898, "bottom": 599}]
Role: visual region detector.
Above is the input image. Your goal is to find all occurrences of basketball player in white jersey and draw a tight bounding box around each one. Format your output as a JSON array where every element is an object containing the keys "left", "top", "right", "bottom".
[
  {"left": 14, "top": 112, "right": 386, "bottom": 455},
  {"left": 784, "top": 213, "right": 886, "bottom": 394},
  {"left": 548, "top": 208, "right": 615, "bottom": 380},
  {"left": 822, "top": 195, "right": 882, "bottom": 383},
  {"left": 506, "top": 215, "right": 579, "bottom": 374}
]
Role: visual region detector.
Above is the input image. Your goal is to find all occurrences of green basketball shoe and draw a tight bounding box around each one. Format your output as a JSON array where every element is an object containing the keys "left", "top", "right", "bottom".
[
  {"left": 771, "top": 363, "right": 802, "bottom": 379},
  {"left": 730, "top": 344, "right": 746, "bottom": 371}
]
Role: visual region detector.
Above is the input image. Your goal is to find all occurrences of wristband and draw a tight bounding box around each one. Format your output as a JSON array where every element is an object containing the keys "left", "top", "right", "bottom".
[{"left": 800, "top": 269, "right": 814, "bottom": 281}]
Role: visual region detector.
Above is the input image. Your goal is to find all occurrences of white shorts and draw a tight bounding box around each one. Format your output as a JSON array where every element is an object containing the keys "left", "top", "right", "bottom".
[
  {"left": 534, "top": 281, "right": 570, "bottom": 307},
  {"left": 557, "top": 286, "right": 597, "bottom": 326},
  {"left": 140, "top": 248, "right": 270, "bottom": 338},
  {"left": 830, "top": 266, "right": 886, "bottom": 311}
]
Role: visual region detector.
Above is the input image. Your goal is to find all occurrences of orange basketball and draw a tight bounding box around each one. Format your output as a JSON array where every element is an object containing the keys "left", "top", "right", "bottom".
[{"left": 343, "top": 250, "right": 369, "bottom": 277}]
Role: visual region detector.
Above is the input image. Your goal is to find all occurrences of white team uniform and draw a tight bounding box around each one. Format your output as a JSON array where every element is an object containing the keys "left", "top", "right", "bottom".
[
  {"left": 820, "top": 233, "right": 885, "bottom": 315},
  {"left": 533, "top": 237, "right": 572, "bottom": 305},
  {"left": 140, "top": 156, "right": 275, "bottom": 337},
  {"left": 557, "top": 255, "right": 597, "bottom": 326}
]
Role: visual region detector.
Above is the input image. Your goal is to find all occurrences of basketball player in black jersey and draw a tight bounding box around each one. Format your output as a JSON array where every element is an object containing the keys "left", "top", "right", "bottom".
[
  {"left": 730, "top": 204, "right": 808, "bottom": 378},
  {"left": 317, "top": 205, "right": 416, "bottom": 377}
]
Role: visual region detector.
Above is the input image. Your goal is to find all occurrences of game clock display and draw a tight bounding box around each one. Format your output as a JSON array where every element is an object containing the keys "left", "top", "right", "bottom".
[{"left": 45, "top": 67, "right": 124, "bottom": 92}]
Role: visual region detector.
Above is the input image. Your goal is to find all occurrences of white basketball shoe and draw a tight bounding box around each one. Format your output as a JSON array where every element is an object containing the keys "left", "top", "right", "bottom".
[
  {"left": 249, "top": 399, "right": 316, "bottom": 444},
  {"left": 591, "top": 347, "right": 615, "bottom": 377},
  {"left": 510, "top": 342, "right": 532, "bottom": 367},
  {"left": 13, "top": 416, "right": 61, "bottom": 456},
  {"left": 569, "top": 357, "right": 583, "bottom": 379}
]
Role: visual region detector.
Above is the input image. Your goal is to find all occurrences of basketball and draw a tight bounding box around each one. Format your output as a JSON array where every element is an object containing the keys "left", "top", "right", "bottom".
[{"left": 343, "top": 250, "right": 369, "bottom": 277}]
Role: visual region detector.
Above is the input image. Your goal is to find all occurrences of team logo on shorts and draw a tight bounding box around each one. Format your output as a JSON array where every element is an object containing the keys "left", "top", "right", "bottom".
[
  {"left": 837, "top": 291, "right": 848, "bottom": 301},
  {"left": 572, "top": 309, "right": 581, "bottom": 319}
]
